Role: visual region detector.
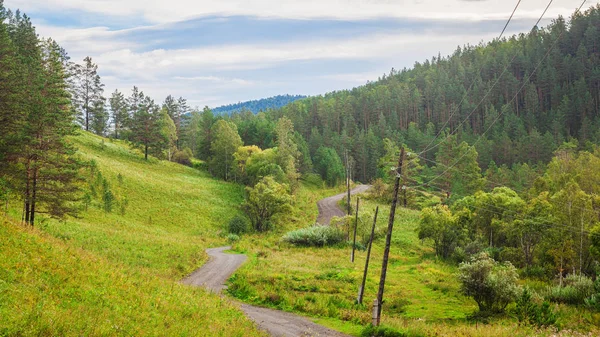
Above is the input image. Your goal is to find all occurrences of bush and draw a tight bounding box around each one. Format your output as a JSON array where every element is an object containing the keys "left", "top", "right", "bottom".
[
  {"left": 515, "top": 288, "right": 558, "bottom": 327},
  {"left": 282, "top": 225, "right": 345, "bottom": 247},
  {"left": 172, "top": 148, "right": 193, "bottom": 166},
  {"left": 458, "top": 252, "right": 520, "bottom": 313},
  {"left": 228, "top": 215, "right": 249, "bottom": 235},
  {"left": 584, "top": 279, "right": 600, "bottom": 311},
  {"left": 227, "top": 234, "right": 240, "bottom": 243},
  {"left": 546, "top": 274, "right": 594, "bottom": 305}
]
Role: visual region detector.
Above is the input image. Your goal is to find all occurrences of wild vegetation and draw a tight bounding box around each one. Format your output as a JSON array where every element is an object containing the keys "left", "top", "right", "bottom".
[{"left": 3, "top": 1, "right": 600, "bottom": 336}]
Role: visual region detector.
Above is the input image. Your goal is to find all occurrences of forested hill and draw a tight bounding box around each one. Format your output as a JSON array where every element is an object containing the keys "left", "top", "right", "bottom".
[
  {"left": 212, "top": 94, "right": 307, "bottom": 114},
  {"left": 263, "top": 5, "right": 600, "bottom": 183}
]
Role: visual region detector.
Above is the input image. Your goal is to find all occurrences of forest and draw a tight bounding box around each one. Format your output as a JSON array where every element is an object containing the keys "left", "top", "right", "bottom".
[{"left": 212, "top": 95, "right": 307, "bottom": 115}]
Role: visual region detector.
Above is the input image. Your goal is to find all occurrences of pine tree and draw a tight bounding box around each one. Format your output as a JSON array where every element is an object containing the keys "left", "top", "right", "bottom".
[
  {"left": 72, "top": 56, "right": 105, "bottom": 132},
  {"left": 130, "top": 96, "right": 161, "bottom": 160},
  {"left": 109, "top": 89, "right": 128, "bottom": 139}
]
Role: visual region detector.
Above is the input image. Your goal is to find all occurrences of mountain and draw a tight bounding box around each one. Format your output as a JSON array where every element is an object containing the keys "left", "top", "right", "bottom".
[{"left": 212, "top": 94, "right": 307, "bottom": 114}]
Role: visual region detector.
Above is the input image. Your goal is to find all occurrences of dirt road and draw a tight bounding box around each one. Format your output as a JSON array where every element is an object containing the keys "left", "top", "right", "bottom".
[
  {"left": 184, "top": 187, "right": 373, "bottom": 336},
  {"left": 316, "top": 184, "right": 371, "bottom": 225},
  {"left": 184, "top": 247, "right": 348, "bottom": 336}
]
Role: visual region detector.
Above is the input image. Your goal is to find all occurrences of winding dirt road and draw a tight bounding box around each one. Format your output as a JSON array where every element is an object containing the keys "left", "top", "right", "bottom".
[
  {"left": 316, "top": 185, "right": 371, "bottom": 225},
  {"left": 184, "top": 187, "right": 370, "bottom": 336}
]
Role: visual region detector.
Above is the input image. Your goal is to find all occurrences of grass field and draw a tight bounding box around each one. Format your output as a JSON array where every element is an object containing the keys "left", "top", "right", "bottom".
[
  {"left": 1, "top": 131, "right": 265, "bottom": 336},
  {"left": 228, "top": 190, "right": 600, "bottom": 337}
]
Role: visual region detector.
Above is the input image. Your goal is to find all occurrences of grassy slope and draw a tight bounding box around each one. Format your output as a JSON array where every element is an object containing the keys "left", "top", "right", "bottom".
[
  {"left": 1, "top": 131, "right": 265, "bottom": 336},
  {"left": 229, "top": 189, "right": 600, "bottom": 337}
]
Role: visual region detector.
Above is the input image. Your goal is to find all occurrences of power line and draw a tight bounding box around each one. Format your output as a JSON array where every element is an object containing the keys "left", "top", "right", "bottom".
[
  {"left": 418, "top": 0, "right": 527, "bottom": 156},
  {"left": 419, "top": 0, "right": 564, "bottom": 157},
  {"left": 418, "top": 0, "right": 588, "bottom": 190}
]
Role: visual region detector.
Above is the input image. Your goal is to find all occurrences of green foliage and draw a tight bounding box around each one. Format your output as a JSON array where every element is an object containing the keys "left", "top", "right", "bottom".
[
  {"left": 227, "top": 233, "right": 240, "bottom": 243},
  {"left": 228, "top": 215, "right": 250, "bottom": 235},
  {"left": 172, "top": 147, "right": 193, "bottom": 166},
  {"left": 282, "top": 225, "right": 345, "bottom": 247},
  {"left": 314, "top": 146, "right": 345, "bottom": 186},
  {"left": 418, "top": 205, "right": 467, "bottom": 259},
  {"left": 458, "top": 252, "right": 520, "bottom": 313},
  {"left": 209, "top": 120, "right": 243, "bottom": 180},
  {"left": 546, "top": 274, "right": 595, "bottom": 305},
  {"left": 242, "top": 176, "right": 291, "bottom": 231},
  {"left": 514, "top": 288, "right": 558, "bottom": 328}
]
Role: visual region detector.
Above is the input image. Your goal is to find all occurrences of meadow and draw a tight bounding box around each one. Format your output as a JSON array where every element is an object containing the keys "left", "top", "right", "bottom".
[
  {"left": 1, "top": 131, "right": 265, "bottom": 336},
  {"left": 229, "top": 191, "right": 600, "bottom": 337}
]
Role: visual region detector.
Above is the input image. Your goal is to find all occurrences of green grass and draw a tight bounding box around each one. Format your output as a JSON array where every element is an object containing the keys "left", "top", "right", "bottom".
[
  {"left": 1, "top": 131, "right": 265, "bottom": 336},
  {"left": 228, "top": 190, "right": 600, "bottom": 337}
]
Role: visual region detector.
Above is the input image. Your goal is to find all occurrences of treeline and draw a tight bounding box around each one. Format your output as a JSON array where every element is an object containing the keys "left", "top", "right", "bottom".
[
  {"left": 212, "top": 95, "right": 307, "bottom": 115},
  {"left": 0, "top": 3, "right": 82, "bottom": 225},
  {"left": 247, "top": 5, "right": 600, "bottom": 186}
]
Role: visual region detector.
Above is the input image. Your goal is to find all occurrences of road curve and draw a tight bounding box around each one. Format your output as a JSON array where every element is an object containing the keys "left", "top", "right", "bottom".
[
  {"left": 184, "top": 248, "right": 349, "bottom": 336},
  {"left": 316, "top": 184, "right": 371, "bottom": 225}
]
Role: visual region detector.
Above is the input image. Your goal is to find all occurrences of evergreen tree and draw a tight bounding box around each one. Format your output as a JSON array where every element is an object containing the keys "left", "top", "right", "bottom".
[
  {"left": 109, "top": 90, "right": 128, "bottom": 139},
  {"left": 72, "top": 56, "right": 105, "bottom": 132}
]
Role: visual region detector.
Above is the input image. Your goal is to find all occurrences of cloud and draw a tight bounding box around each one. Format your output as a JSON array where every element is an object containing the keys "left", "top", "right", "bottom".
[{"left": 7, "top": 0, "right": 586, "bottom": 24}]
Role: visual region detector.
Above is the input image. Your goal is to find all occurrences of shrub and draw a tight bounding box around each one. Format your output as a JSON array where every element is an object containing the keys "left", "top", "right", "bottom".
[
  {"left": 173, "top": 148, "right": 193, "bottom": 166},
  {"left": 584, "top": 279, "right": 600, "bottom": 311},
  {"left": 458, "top": 252, "right": 520, "bottom": 313},
  {"left": 227, "top": 234, "right": 240, "bottom": 243},
  {"left": 228, "top": 215, "right": 249, "bottom": 235},
  {"left": 515, "top": 288, "right": 558, "bottom": 327},
  {"left": 282, "top": 225, "right": 345, "bottom": 247},
  {"left": 546, "top": 274, "right": 594, "bottom": 305}
]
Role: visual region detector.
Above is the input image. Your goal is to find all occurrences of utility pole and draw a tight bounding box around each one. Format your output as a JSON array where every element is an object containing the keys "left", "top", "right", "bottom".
[
  {"left": 346, "top": 149, "right": 351, "bottom": 216},
  {"left": 351, "top": 197, "right": 360, "bottom": 262},
  {"left": 358, "top": 206, "right": 378, "bottom": 305},
  {"left": 375, "top": 146, "right": 405, "bottom": 325}
]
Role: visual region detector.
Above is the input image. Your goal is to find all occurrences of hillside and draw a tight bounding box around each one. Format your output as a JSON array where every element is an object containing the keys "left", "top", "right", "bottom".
[
  {"left": 0, "top": 131, "right": 265, "bottom": 336},
  {"left": 262, "top": 5, "right": 600, "bottom": 184},
  {"left": 212, "top": 95, "right": 307, "bottom": 115}
]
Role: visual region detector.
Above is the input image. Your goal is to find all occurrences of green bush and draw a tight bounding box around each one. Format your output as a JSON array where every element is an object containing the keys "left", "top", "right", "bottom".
[
  {"left": 515, "top": 288, "right": 558, "bottom": 327},
  {"left": 546, "top": 274, "right": 594, "bottom": 305},
  {"left": 228, "top": 215, "right": 249, "bottom": 235},
  {"left": 584, "top": 279, "right": 600, "bottom": 311},
  {"left": 172, "top": 148, "right": 193, "bottom": 166},
  {"left": 458, "top": 252, "right": 520, "bottom": 313},
  {"left": 282, "top": 225, "right": 345, "bottom": 247},
  {"left": 227, "top": 234, "right": 240, "bottom": 243}
]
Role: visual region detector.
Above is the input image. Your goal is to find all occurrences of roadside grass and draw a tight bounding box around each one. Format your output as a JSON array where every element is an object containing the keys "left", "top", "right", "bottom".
[
  {"left": 229, "top": 191, "right": 600, "bottom": 336},
  {"left": 0, "top": 219, "right": 266, "bottom": 336}
]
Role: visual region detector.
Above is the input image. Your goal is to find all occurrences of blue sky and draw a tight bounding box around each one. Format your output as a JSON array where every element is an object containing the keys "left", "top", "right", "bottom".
[{"left": 4, "top": 0, "right": 594, "bottom": 108}]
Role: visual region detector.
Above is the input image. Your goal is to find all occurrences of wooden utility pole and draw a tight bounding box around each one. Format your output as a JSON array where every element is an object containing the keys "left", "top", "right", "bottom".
[
  {"left": 357, "top": 206, "right": 378, "bottom": 305},
  {"left": 346, "top": 150, "right": 351, "bottom": 216},
  {"left": 351, "top": 197, "right": 360, "bottom": 262},
  {"left": 375, "top": 147, "right": 405, "bottom": 325}
]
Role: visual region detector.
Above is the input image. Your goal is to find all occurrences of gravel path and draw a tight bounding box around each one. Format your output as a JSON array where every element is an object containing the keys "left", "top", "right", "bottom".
[
  {"left": 183, "top": 247, "right": 348, "bottom": 336},
  {"left": 316, "top": 185, "right": 371, "bottom": 225},
  {"left": 183, "top": 186, "right": 372, "bottom": 336}
]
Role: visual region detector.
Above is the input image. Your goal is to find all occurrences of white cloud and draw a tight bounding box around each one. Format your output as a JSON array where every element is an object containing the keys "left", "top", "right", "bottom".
[{"left": 6, "top": 0, "right": 590, "bottom": 24}]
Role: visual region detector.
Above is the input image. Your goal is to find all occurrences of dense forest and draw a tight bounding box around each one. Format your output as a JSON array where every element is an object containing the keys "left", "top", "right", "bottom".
[{"left": 212, "top": 95, "right": 307, "bottom": 115}]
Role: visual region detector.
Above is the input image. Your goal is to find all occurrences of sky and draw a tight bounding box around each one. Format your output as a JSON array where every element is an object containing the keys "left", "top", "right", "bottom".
[{"left": 4, "top": 0, "right": 596, "bottom": 108}]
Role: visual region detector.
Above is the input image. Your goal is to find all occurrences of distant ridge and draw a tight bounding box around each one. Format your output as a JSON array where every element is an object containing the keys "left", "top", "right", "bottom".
[{"left": 212, "top": 94, "right": 307, "bottom": 115}]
